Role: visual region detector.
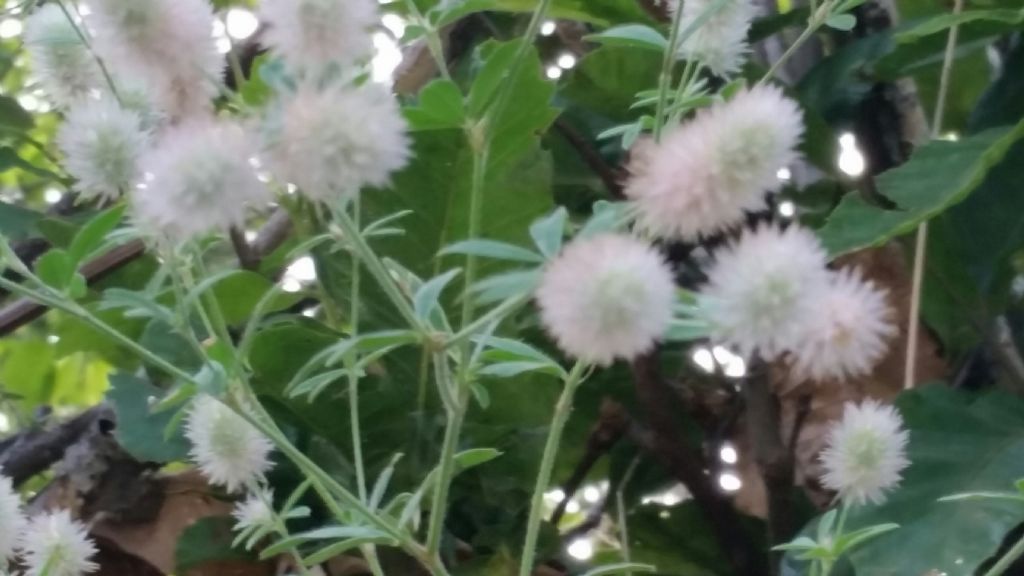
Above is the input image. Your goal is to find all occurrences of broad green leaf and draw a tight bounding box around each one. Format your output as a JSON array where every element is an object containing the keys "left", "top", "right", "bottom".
[
  {"left": 818, "top": 120, "right": 1024, "bottom": 256},
  {"left": 580, "top": 563, "right": 658, "bottom": 576},
  {"left": 584, "top": 24, "right": 668, "bottom": 51},
  {"left": 36, "top": 249, "right": 73, "bottom": 291},
  {"left": 0, "top": 201, "right": 43, "bottom": 239},
  {"left": 176, "top": 517, "right": 254, "bottom": 572},
  {"left": 209, "top": 270, "right": 303, "bottom": 325},
  {"left": 809, "top": 386, "right": 1024, "bottom": 576},
  {"left": 68, "top": 205, "right": 126, "bottom": 266},
  {"left": 107, "top": 373, "right": 190, "bottom": 463},
  {"left": 405, "top": 79, "right": 466, "bottom": 131},
  {"left": 0, "top": 94, "right": 33, "bottom": 131}
]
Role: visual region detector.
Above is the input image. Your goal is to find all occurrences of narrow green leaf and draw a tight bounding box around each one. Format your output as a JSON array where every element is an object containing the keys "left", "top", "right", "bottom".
[
  {"left": 439, "top": 239, "right": 545, "bottom": 263},
  {"left": 302, "top": 535, "right": 398, "bottom": 565},
  {"left": 471, "top": 269, "right": 541, "bottom": 304},
  {"left": 579, "top": 563, "right": 658, "bottom": 576},
  {"left": 478, "top": 360, "right": 563, "bottom": 378},
  {"left": 413, "top": 268, "right": 461, "bottom": 321},
  {"left": 583, "top": 24, "right": 668, "bottom": 51},
  {"left": 370, "top": 453, "right": 404, "bottom": 510},
  {"left": 825, "top": 13, "right": 857, "bottom": 31},
  {"left": 529, "top": 207, "right": 568, "bottom": 258},
  {"left": 259, "top": 526, "right": 388, "bottom": 559}
]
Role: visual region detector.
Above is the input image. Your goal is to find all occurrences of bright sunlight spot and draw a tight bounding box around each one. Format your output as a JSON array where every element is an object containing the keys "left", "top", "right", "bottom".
[
  {"left": 720, "top": 443, "right": 738, "bottom": 464},
  {"left": 837, "top": 132, "right": 866, "bottom": 177},
  {"left": 557, "top": 53, "right": 577, "bottom": 69},
  {"left": 0, "top": 18, "right": 22, "bottom": 39},
  {"left": 540, "top": 20, "right": 557, "bottom": 36},
  {"left": 567, "top": 538, "right": 594, "bottom": 560},
  {"left": 778, "top": 200, "right": 796, "bottom": 218},
  {"left": 692, "top": 347, "right": 715, "bottom": 373},
  {"left": 719, "top": 472, "right": 742, "bottom": 492},
  {"left": 372, "top": 32, "right": 403, "bottom": 84},
  {"left": 225, "top": 9, "right": 259, "bottom": 40},
  {"left": 545, "top": 65, "right": 563, "bottom": 80}
]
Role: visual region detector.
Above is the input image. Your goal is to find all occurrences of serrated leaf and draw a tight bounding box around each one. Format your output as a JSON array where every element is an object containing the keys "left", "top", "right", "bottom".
[{"left": 405, "top": 79, "right": 466, "bottom": 131}]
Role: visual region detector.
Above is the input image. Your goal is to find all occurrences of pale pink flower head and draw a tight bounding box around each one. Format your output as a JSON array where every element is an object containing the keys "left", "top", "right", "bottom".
[
  {"left": 185, "top": 395, "right": 274, "bottom": 493},
  {"left": 24, "top": 4, "right": 103, "bottom": 107},
  {"left": 626, "top": 85, "right": 804, "bottom": 241},
  {"left": 790, "top": 268, "right": 897, "bottom": 382},
  {"left": 820, "top": 400, "right": 910, "bottom": 506},
  {"left": 232, "top": 489, "right": 276, "bottom": 533},
  {"left": 671, "top": 0, "right": 757, "bottom": 77},
  {"left": 87, "top": 0, "right": 222, "bottom": 117},
  {"left": 58, "top": 98, "right": 149, "bottom": 202},
  {"left": 133, "top": 119, "right": 271, "bottom": 242},
  {"left": 260, "top": 0, "right": 379, "bottom": 76},
  {"left": 0, "top": 474, "right": 25, "bottom": 565},
  {"left": 536, "top": 234, "right": 676, "bottom": 366},
  {"left": 19, "top": 510, "right": 98, "bottom": 576},
  {"left": 698, "top": 225, "right": 829, "bottom": 360},
  {"left": 264, "top": 81, "right": 410, "bottom": 201}
]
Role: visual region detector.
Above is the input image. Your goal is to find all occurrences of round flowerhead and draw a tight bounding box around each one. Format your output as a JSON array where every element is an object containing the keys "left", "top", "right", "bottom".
[
  {"left": 820, "top": 400, "right": 910, "bottom": 506},
  {"left": 626, "top": 85, "right": 804, "bottom": 241},
  {"left": 24, "top": 4, "right": 104, "bottom": 107},
  {"left": 232, "top": 489, "right": 276, "bottom": 533},
  {"left": 671, "top": 0, "right": 757, "bottom": 77},
  {"left": 536, "top": 234, "right": 676, "bottom": 366},
  {"left": 185, "top": 395, "right": 274, "bottom": 493},
  {"left": 19, "top": 510, "right": 98, "bottom": 576},
  {"left": 264, "top": 81, "right": 410, "bottom": 202},
  {"left": 790, "top": 269, "right": 897, "bottom": 382},
  {"left": 698, "top": 225, "right": 829, "bottom": 360},
  {"left": 58, "top": 98, "right": 149, "bottom": 202},
  {"left": 260, "top": 0, "right": 379, "bottom": 77},
  {"left": 0, "top": 474, "right": 26, "bottom": 565},
  {"left": 133, "top": 119, "right": 271, "bottom": 242},
  {"left": 86, "top": 0, "right": 221, "bottom": 117}
]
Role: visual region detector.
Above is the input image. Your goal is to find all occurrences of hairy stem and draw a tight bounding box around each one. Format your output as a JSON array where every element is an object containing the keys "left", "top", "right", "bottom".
[
  {"left": 518, "top": 361, "right": 588, "bottom": 576},
  {"left": 653, "top": 1, "right": 686, "bottom": 142}
]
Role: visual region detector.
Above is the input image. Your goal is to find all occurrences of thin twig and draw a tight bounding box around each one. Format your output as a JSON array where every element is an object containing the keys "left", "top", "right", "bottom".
[
  {"left": 903, "top": 0, "right": 965, "bottom": 390},
  {"left": 553, "top": 119, "right": 625, "bottom": 199}
]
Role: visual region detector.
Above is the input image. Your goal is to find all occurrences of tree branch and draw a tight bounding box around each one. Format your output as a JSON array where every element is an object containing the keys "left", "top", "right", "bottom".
[
  {"left": 0, "top": 405, "right": 114, "bottom": 487},
  {"left": 631, "top": 353, "right": 766, "bottom": 575}
]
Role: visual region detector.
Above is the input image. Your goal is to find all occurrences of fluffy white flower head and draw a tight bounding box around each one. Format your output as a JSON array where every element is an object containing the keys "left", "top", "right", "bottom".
[
  {"left": 133, "top": 120, "right": 270, "bottom": 242},
  {"left": 626, "top": 85, "right": 804, "bottom": 241},
  {"left": 232, "top": 489, "right": 276, "bottom": 533},
  {"left": 820, "top": 400, "right": 910, "bottom": 506},
  {"left": 24, "top": 4, "right": 104, "bottom": 107},
  {"left": 19, "top": 510, "right": 98, "bottom": 576},
  {"left": 671, "top": 0, "right": 757, "bottom": 77},
  {"left": 265, "top": 81, "right": 410, "bottom": 201},
  {"left": 0, "top": 474, "right": 26, "bottom": 565},
  {"left": 260, "top": 0, "right": 378, "bottom": 75},
  {"left": 185, "top": 395, "right": 274, "bottom": 493},
  {"left": 87, "top": 0, "right": 221, "bottom": 117},
  {"left": 790, "top": 269, "right": 897, "bottom": 382},
  {"left": 536, "top": 234, "right": 676, "bottom": 366},
  {"left": 58, "top": 99, "right": 149, "bottom": 201},
  {"left": 699, "top": 225, "right": 829, "bottom": 360}
]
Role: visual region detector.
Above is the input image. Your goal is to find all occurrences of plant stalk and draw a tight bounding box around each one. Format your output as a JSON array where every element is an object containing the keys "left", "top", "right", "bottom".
[{"left": 517, "top": 361, "right": 588, "bottom": 576}]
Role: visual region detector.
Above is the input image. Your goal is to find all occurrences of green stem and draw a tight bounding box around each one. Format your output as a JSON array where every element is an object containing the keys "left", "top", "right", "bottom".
[
  {"left": 760, "top": 22, "right": 819, "bottom": 84},
  {"left": 403, "top": 0, "right": 452, "bottom": 82},
  {"left": 518, "top": 361, "right": 588, "bottom": 576},
  {"left": 425, "top": 353, "right": 469, "bottom": 555},
  {"left": 653, "top": 1, "right": 686, "bottom": 142},
  {"left": 983, "top": 532, "right": 1024, "bottom": 576},
  {"left": 445, "top": 294, "right": 530, "bottom": 350},
  {"left": 55, "top": 0, "right": 122, "bottom": 104},
  {"left": 616, "top": 457, "right": 641, "bottom": 574},
  {"left": 0, "top": 276, "right": 194, "bottom": 382},
  {"left": 332, "top": 207, "right": 424, "bottom": 332},
  {"left": 348, "top": 197, "right": 368, "bottom": 503}
]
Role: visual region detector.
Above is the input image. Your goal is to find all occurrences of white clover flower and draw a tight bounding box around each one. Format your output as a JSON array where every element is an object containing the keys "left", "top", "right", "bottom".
[
  {"left": 790, "top": 269, "right": 897, "bottom": 382},
  {"left": 24, "top": 4, "right": 104, "bottom": 107},
  {"left": 260, "top": 0, "right": 379, "bottom": 76},
  {"left": 57, "top": 98, "right": 149, "bottom": 202},
  {"left": 133, "top": 119, "right": 271, "bottom": 242},
  {"left": 232, "top": 489, "right": 276, "bottom": 533},
  {"left": 19, "top": 510, "right": 98, "bottom": 576},
  {"left": 264, "top": 81, "right": 410, "bottom": 202},
  {"left": 0, "top": 474, "right": 26, "bottom": 566},
  {"left": 820, "top": 400, "right": 910, "bottom": 506},
  {"left": 626, "top": 85, "right": 804, "bottom": 241},
  {"left": 536, "top": 234, "right": 676, "bottom": 366},
  {"left": 698, "top": 225, "right": 829, "bottom": 360},
  {"left": 185, "top": 396, "right": 274, "bottom": 493},
  {"left": 86, "top": 0, "right": 221, "bottom": 117},
  {"left": 670, "top": 0, "right": 757, "bottom": 77}
]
